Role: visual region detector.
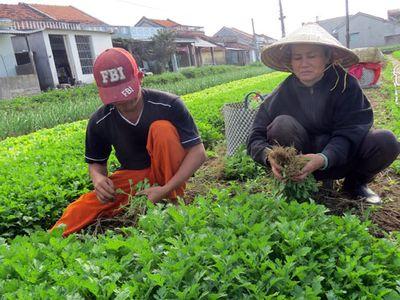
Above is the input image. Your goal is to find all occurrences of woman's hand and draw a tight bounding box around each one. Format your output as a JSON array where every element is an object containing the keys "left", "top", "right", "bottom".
[
  {"left": 268, "top": 156, "right": 283, "bottom": 181},
  {"left": 292, "top": 154, "right": 325, "bottom": 182}
]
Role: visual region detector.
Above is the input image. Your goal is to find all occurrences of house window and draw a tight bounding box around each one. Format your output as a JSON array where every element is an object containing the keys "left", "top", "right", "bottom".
[{"left": 75, "top": 35, "right": 94, "bottom": 74}]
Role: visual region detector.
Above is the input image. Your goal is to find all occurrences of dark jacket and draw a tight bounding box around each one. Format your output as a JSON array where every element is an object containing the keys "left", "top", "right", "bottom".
[{"left": 247, "top": 65, "right": 373, "bottom": 170}]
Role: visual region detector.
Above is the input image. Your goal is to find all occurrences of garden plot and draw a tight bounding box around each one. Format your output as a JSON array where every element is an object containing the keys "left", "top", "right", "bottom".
[{"left": 0, "top": 61, "right": 399, "bottom": 298}]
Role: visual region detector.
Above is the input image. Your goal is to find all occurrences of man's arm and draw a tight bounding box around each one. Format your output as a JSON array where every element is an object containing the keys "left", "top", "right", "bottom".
[
  {"left": 89, "top": 163, "right": 115, "bottom": 203},
  {"left": 138, "top": 143, "right": 207, "bottom": 203},
  {"left": 163, "top": 143, "right": 206, "bottom": 193}
]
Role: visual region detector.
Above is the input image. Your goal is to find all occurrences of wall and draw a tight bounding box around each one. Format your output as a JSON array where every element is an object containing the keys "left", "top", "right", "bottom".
[
  {"left": 12, "top": 32, "right": 55, "bottom": 90},
  {"left": 0, "top": 35, "right": 17, "bottom": 77},
  {"left": 214, "top": 28, "right": 253, "bottom": 47},
  {"left": 213, "top": 49, "right": 226, "bottom": 65},
  {"left": 226, "top": 50, "right": 240, "bottom": 65},
  {"left": 249, "top": 49, "right": 257, "bottom": 63},
  {"left": 44, "top": 30, "right": 112, "bottom": 84},
  {"left": 80, "top": 31, "right": 113, "bottom": 83},
  {"left": 136, "top": 20, "right": 160, "bottom": 28},
  {"left": 11, "top": 35, "right": 28, "bottom": 52},
  {"left": 0, "top": 74, "right": 40, "bottom": 100},
  {"left": 200, "top": 48, "right": 213, "bottom": 65},
  {"left": 385, "top": 34, "right": 400, "bottom": 45},
  {"left": 336, "top": 14, "right": 400, "bottom": 48},
  {"left": 14, "top": 30, "right": 112, "bottom": 87},
  {"left": 16, "top": 63, "right": 34, "bottom": 75}
]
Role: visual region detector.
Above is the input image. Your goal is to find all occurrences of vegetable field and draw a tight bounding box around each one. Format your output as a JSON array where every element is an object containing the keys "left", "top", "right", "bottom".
[
  {"left": 0, "top": 61, "right": 399, "bottom": 298},
  {"left": 0, "top": 64, "right": 270, "bottom": 140}
]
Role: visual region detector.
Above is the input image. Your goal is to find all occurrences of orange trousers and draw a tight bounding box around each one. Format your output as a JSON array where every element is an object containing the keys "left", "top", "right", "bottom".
[{"left": 51, "top": 120, "right": 187, "bottom": 236}]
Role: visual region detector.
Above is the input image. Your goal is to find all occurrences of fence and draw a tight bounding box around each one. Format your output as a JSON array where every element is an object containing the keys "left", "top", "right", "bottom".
[{"left": 0, "top": 74, "right": 40, "bottom": 100}]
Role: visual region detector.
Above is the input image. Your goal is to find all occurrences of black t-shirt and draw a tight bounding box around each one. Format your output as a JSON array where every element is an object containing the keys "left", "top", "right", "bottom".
[{"left": 85, "top": 88, "right": 201, "bottom": 170}]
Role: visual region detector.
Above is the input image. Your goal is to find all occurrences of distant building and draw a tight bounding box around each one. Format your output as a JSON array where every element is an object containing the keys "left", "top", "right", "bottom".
[
  {"left": 388, "top": 9, "right": 400, "bottom": 22},
  {"left": 317, "top": 11, "right": 400, "bottom": 48},
  {"left": 0, "top": 2, "right": 113, "bottom": 90},
  {"left": 113, "top": 17, "right": 221, "bottom": 72},
  {"left": 213, "top": 27, "right": 276, "bottom": 65},
  {"left": 0, "top": 18, "right": 41, "bottom": 99}
]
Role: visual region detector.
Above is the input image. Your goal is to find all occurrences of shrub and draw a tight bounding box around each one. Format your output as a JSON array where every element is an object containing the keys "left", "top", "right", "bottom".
[
  {"left": 142, "top": 72, "right": 185, "bottom": 85},
  {"left": 223, "top": 145, "right": 266, "bottom": 181},
  {"left": 180, "top": 65, "right": 236, "bottom": 78}
]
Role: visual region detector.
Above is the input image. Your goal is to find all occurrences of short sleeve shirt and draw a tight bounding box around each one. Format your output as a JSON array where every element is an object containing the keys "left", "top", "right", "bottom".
[{"left": 85, "top": 88, "right": 201, "bottom": 170}]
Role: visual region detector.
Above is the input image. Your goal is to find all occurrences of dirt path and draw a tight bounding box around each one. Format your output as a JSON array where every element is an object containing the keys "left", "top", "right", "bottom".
[{"left": 361, "top": 56, "right": 400, "bottom": 234}]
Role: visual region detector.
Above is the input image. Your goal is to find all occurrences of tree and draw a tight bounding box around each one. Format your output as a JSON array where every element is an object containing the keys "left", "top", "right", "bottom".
[
  {"left": 149, "top": 29, "right": 176, "bottom": 73},
  {"left": 113, "top": 38, "right": 145, "bottom": 67},
  {"left": 116, "top": 29, "right": 176, "bottom": 74}
]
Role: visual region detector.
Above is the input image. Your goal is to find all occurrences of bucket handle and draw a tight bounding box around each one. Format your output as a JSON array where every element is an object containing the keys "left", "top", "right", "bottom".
[{"left": 244, "top": 91, "right": 265, "bottom": 109}]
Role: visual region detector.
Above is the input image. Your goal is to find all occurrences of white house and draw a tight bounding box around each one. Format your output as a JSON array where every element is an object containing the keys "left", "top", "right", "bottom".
[
  {"left": 0, "top": 3, "right": 113, "bottom": 90},
  {"left": 0, "top": 17, "right": 41, "bottom": 99}
]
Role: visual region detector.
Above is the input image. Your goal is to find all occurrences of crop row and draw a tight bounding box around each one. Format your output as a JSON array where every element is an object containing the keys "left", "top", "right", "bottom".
[
  {"left": 0, "top": 73, "right": 287, "bottom": 237},
  {"left": 142, "top": 64, "right": 267, "bottom": 85},
  {"left": 0, "top": 64, "right": 270, "bottom": 140},
  {"left": 1, "top": 186, "right": 399, "bottom": 298}
]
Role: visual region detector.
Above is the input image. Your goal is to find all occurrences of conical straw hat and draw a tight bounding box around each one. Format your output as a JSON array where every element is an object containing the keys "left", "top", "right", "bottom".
[{"left": 261, "top": 23, "right": 359, "bottom": 72}]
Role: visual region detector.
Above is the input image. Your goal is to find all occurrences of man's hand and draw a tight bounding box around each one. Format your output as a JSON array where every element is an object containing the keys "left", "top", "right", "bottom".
[
  {"left": 267, "top": 155, "right": 283, "bottom": 181},
  {"left": 292, "top": 154, "right": 325, "bottom": 182},
  {"left": 92, "top": 175, "right": 115, "bottom": 204},
  {"left": 137, "top": 186, "right": 168, "bottom": 204}
]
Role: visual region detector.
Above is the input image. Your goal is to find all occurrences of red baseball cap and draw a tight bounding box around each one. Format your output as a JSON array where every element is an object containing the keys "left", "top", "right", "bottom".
[{"left": 93, "top": 48, "right": 143, "bottom": 105}]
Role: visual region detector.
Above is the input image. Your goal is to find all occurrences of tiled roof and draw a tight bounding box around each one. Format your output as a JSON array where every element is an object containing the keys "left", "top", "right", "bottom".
[
  {"left": 0, "top": 4, "right": 48, "bottom": 21},
  {"left": 0, "top": 3, "right": 107, "bottom": 25},
  {"left": 149, "top": 18, "right": 180, "bottom": 27},
  {"left": 29, "top": 3, "right": 106, "bottom": 25},
  {"left": 213, "top": 26, "right": 253, "bottom": 41},
  {"left": 229, "top": 27, "right": 253, "bottom": 39}
]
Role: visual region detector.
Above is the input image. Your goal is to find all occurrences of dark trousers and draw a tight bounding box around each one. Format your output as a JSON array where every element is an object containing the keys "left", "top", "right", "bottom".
[{"left": 267, "top": 115, "right": 400, "bottom": 184}]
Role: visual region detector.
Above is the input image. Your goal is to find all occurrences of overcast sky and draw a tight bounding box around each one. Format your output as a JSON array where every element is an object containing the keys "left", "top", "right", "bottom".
[{"left": 2, "top": 0, "right": 400, "bottom": 38}]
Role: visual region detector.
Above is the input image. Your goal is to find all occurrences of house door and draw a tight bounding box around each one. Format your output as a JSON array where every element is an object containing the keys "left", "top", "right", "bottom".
[{"left": 49, "top": 35, "right": 73, "bottom": 85}]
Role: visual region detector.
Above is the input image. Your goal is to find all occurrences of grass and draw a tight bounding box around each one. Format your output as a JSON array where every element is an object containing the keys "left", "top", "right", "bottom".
[
  {"left": 393, "top": 50, "right": 400, "bottom": 60},
  {"left": 379, "top": 44, "right": 400, "bottom": 54},
  {"left": 0, "top": 64, "right": 271, "bottom": 140},
  {"left": 368, "top": 56, "right": 400, "bottom": 174},
  {"left": 147, "top": 66, "right": 271, "bottom": 96}
]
